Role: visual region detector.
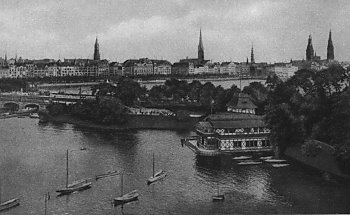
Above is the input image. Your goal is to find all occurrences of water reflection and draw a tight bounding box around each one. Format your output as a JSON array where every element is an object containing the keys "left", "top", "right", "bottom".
[{"left": 0, "top": 118, "right": 350, "bottom": 214}]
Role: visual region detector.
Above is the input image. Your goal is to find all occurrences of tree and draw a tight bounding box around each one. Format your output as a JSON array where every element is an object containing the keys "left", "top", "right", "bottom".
[{"left": 115, "top": 77, "right": 144, "bottom": 106}]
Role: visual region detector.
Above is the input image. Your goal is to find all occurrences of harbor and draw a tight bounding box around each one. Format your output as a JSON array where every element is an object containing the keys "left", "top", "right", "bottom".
[{"left": 0, "top": 117, "right": 350, "bottom": 214}]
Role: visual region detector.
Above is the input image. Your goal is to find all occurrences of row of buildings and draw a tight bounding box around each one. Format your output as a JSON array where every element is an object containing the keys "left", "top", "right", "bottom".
[{"left": 0, "top": 29, "right": 341, "bottom": 81}]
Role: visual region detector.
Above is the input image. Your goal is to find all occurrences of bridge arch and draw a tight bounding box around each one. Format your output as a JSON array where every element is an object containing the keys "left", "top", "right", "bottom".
[
  {"left": 24, "top": 103, "right": 40, "bottom": 110},
  {"left": 3, "top": 102, "right": 20, "bottom": 112}
]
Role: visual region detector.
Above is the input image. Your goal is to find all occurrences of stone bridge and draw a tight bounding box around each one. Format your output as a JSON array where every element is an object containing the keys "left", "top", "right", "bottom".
[{"left": 0, "top": 95, "right": 49, "bottom": 111}]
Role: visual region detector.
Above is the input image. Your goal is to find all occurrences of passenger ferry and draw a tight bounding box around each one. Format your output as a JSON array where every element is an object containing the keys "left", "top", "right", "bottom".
[{"left": 182, "top": 93, "right": 273, "bottom": 156}]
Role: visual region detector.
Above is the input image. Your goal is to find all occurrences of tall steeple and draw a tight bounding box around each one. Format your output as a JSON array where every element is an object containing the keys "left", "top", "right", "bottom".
[
  {"left": 93, "top": 37, "right": 100, "bottom": 61},
  {"left": 250, "top": 43, "right": 255, "bottom": 64},
  {"left": 198, "top": 28, "right": 204, "bottom": 63},
  {"left": 327, "top": 29, "right": 334, "bottom": 60},
  {"left": 306, "top": 34, "right": 314, "bottom": 61}
]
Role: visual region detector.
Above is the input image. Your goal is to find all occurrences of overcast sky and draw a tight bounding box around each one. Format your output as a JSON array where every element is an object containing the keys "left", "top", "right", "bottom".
[{"left": 0, "top": 0, "right": 349, "bottom": 63}]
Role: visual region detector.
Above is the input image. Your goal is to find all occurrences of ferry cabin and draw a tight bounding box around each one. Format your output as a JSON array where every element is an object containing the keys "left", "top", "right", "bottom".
[{"left": 195, "top": 113, "right": 272, "bottom": 153}]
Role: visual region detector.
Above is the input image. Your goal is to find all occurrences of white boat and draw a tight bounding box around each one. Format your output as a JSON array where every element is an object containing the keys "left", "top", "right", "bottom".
[
  {"left": 189, "top": 114, "right": 203, "bottom": 118},
  {"left": 259, "top": 156, "right": 273, "bottom": 160},
  {"left": 272, "top": 164, "right": 290, "bottom": 168},
  {"left": 232, "top": 156, "right": 252, "bottom": 160},
  {"left": 29, "top": 113, "right": 40, "bottom": 118},
  {"left": 238, "top": 161, "right": 262, "bottom": 165},
  {"left": 0, "top": 198, "right": 20, "bottom": 212},
  {"left": 147, "top": 153, "right": 167, "bottom": 185},
  {"left": 56, "top": 149, "right": 92, "bottom": 195},
  {"left": 114, "top": 173, "right": 139, "bottom": 206},
  {"left": 264, "top": 159, "right": 287, "bottom": 163},
  {"left": 212, "top": 182, "right": 224, "bottom": 202},
  {"left": 0, "top": 179, "right": 20, "bottom": 212}
]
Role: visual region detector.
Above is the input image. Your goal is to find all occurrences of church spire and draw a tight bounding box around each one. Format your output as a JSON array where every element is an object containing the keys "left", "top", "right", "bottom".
[
  {"left": 93, "top": 36, "right": 100, "bottom": 61},
  {"left": 250, "top": 43, "right": 255, "bottom": 64},
  {"left": 327, "top": 29, "right": 334, "bottom": 60},
  {"left": 198, "top": 28, "right": 204, "bottom": 63},
  {"left": 306, "top": 34, "right": 314, "bottom": 61}
]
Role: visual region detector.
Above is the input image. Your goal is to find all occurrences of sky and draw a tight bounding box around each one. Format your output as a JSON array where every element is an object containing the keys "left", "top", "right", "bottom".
[{"left": 0, "top": 0, "right": 349, "bottom": 63}]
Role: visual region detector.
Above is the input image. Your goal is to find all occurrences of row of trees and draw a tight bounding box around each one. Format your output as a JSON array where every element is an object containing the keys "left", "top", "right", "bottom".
[
  {"left": 148, "top": 78, "right": 268, "bottom": 113},
  {"left": 265, "top": 64, "right": 350, "bottom": 172},
  {"left": 0, "top": 78, "right": 29, "bottom": 92}
]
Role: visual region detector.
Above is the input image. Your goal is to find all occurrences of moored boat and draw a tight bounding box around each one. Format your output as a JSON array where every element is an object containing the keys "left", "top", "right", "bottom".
[
  {"left": 147, "top": 170, "right": 167, "bottom": 185},
  {"left": 56, "top": 179, "right": 92, "bottom": 195},
  {"left": 212, "top": 182, "right": 225, "bottom": 202},
  {"left": 259, "top": 156, "right": 273, "bottom": 160},
  {"left": 237, "top": 161, "right": 262, "bottom": 165},
  {"left": 233, "top": 156, "right": 252, "bottom": 160},
  {"left": 56, "top": 149, "right": 91, "bottom": 195},
  {"left": 272, "top": 164, "right": 290, "bottom": 168},
  {"left": 264, "top": 159, "right": 287, "bottom": 163},
  {"left": 114, "top": 173, "right": 139, "bottom": 206},
  {"left": 114, "top": 190, "right": 139, "bottom": 206},
  {"left": 0, "top": 198, "right": 20, "bottom": 212},
  {"left": 147, "top": 153, "right": 167, "bottom": 185}
]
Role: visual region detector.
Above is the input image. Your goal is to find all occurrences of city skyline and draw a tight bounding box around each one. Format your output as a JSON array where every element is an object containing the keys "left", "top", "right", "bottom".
[{"left": 0, "top": 0, "right": 349, "bottom": 63}]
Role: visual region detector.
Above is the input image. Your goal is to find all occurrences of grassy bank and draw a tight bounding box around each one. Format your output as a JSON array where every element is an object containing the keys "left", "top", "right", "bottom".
[{"left": 285, "top": 143, "right": 350, "bottom": 180}]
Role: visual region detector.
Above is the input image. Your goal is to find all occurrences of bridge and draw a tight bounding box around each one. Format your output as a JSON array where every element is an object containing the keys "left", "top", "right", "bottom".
[{"left": 0, "top": 94, "right": 95, "bottom": 111}]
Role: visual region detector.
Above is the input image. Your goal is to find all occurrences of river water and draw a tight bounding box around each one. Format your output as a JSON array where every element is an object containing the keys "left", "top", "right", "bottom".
[
  {"left": 0, "top": 118, "right": 349, "bottom": 214},
  {"left": 40, "top": 79, "right": 265, "bottom": 94}
]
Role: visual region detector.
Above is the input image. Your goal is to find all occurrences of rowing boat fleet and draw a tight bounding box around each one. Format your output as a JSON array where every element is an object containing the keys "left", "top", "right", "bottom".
[{"left": 233, "top": 155, "right": 290, "bottom": 167}]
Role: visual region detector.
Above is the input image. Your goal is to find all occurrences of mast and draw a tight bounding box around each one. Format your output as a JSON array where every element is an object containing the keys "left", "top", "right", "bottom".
[
  {"left": 152, "top": 153, "right": 155, "bottom": 177},
  {"left": 44, "top": 193, "right": 47, "bottom": 215},
  {"left": 120, "top": 173, "right": 124, "bottom": 196},
  {"left": 66, "top": 149, "right": 69, "bottom": 188}
]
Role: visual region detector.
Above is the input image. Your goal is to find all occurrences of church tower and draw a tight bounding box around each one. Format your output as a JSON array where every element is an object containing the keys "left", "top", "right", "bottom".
[
  {"left": 250, "top": 43, "right": 255, "bottom": 64},
  {"left": 93, "top": 37, "right": 100, "bottom": 61},
  {"left": 198, "top": 28, "right": 204, "bottom": 63},
  {"left": 306, "top": 34, "right": 314, "bottom": 61},
  {"left": 327, "top": 29, "right": 334, "bottom": 60}
]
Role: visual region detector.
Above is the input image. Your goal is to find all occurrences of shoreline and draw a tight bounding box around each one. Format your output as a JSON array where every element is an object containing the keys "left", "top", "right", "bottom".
[
  {"left": 39, "top": 112, "right": 203, "bottom": 131},
  {"left": 35, "top": 77, "right": 267, "bottom": 88}
]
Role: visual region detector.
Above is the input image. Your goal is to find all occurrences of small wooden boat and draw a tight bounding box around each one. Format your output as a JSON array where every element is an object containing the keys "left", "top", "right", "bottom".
[
  {"left": 56, "top": 149, "right": 91, "bottom": 195},
  {"left": 259, "top": 156, "right": 273, "bottom": 160},
  {"left": 0, "top": 198, "right": 20, "bottom": 212},
  {"left": 232, "top": 156, "right": 252, "bottom": 160},
  {"left": 96, "top": 170, "right": 119, "bottom": 180},
  {"left": 0, "top": 178, "right": 20, "bottom": 212},
  {"left": 238, "top": 161, "right": 262, "bottom": 165},
  {"left": 114, "top": 190, "right": 139, "bottom": 206},
  {"left": 272, "top": 164, "right": 290, "bottom": 168},
  {"left": 212, "top": 194, "right": 225, "bottom": 201},
  {"left": 147, "top": 153, "right": 167, "bottom": 185},
  {"left": 147, "top": 170, "right": 167, "bottom": 185},
  {"left": 56, "top": 179, "right": 92, "bottom": 195},
  {"left": 264, "top": 159, "right": 287, "bottom": 163},
  {"left": 114, "top": 173, "right": 138, "bottom": 206},
  {"left": 212, "top": 182, "right": 224, "bottom": 202}
]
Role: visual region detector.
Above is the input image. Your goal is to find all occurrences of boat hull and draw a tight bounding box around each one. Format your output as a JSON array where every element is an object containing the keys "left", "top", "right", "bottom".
[
  {"left": 0, "top": 198, "right": 20, "bottom": 212},
  {"left": 212, "top": 195, "right": 225, "bottom": 201},
  {"left": 56, "top": 182, "right": 92, "bottom": 195},
  {"left": 114, "top": 190, "right": 139, "bottom": 206},
  {"left": 147, "top": 171, "right": 167, "bottom": 185}
]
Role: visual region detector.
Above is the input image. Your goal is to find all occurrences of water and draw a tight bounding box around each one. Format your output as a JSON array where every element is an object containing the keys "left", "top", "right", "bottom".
[
  {"left": 0, "top": 118, "right": 349, "bottom": 214},
  {"left": 40, "top": 79, "right": 265, "bottom": 94}
]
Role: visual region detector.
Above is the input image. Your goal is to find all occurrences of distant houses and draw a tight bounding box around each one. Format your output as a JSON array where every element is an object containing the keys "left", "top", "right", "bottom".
[{"left": 0, "top": 29, "right": 344, "bottom": 81}]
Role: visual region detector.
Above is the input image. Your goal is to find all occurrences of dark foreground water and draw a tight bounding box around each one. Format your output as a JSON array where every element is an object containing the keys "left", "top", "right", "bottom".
[{"left": 0, "top": 118, "right": 349, "bottom": 214}]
